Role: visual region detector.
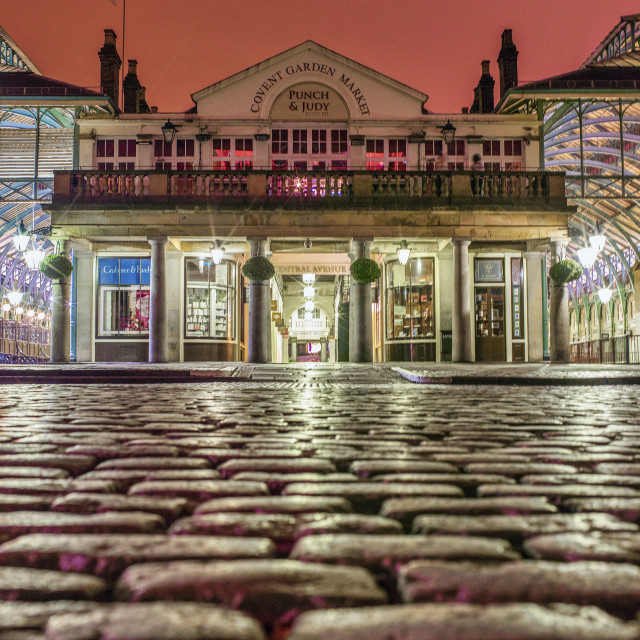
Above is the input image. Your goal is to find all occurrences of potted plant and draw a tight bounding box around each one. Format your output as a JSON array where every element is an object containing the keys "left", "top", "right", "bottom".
[
  {"left": 242, "top": 256, "right": 275, "bottom": 282},
  {"left": 549, "top": 258, "right": 581, "bottom": 363},
  {"left": 349, "top": 257, "right": 381, "bottom": 284},
  {"left": 39, "top": 254, "right": 74, "bottom": 281}
]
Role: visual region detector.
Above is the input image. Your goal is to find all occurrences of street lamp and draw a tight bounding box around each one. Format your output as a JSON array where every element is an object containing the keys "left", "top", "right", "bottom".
[
  {"left": 440, "top": 120, "right": 456, "bottom": 145},
  {"left": 161, "top": 120, "right": 177, "bottom": 145},
  {"left": 397, "top": 240, "right": 411, "bottom": 265},
  {"left": 7, "top": 291, "right": 22, "bottom": 306},
  {"left": 210, "top": 240, "right": 224, "bottom": 265}
]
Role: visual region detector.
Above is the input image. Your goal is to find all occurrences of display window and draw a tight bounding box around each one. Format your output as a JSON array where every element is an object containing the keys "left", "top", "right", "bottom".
[
  {"left": 97, "top": 257, "right": 150, "bottom": 336},
  {"left": 185, "top": 259, "right": 236, "bottom": 339},
  {"left": 385, "top": 258, "right": 435, "bottom": 340}
]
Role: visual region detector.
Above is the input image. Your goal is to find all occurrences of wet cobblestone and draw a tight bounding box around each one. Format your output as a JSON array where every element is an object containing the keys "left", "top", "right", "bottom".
[{"left": 2, "top": 366, "right": 640, "bottom": 638}]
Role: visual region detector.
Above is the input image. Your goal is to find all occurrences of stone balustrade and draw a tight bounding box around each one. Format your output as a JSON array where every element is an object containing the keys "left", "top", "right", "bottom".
[{"left": 53, "top": 169, "right": 565, "bottom": 208}]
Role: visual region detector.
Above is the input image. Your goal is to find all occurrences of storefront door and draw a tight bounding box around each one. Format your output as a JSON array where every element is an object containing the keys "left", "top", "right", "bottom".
[{"left": 474, "top": 287, "right": 506, "bottom": 361}]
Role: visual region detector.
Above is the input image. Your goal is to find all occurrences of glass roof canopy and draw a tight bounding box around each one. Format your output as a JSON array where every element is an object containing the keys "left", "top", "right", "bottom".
[{"left": 499, "top": 13, "right": 640, "bottom": 302}]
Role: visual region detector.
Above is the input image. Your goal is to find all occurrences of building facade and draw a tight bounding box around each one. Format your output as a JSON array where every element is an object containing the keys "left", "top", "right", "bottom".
[{"left": 48, "top": 35, "right": 570, "bottom": 363}]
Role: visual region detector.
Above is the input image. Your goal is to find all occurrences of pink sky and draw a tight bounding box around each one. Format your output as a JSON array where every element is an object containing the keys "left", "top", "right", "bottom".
[{"left": 3, "top": 0, "right": 639, "bottom": 114}]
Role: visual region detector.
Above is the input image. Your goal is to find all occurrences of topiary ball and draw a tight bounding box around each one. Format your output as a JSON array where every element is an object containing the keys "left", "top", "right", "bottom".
[
  {"left": 242, "top": 256, "right": 275, "bottom": 282},
  {"left": 39, "top": 254, "right": 73, "bottom": 281},
  {"left": 549, "top": 259, "right": 582, "bottom": 284},
  {"left": 350, "top": 258, "right": 382, "bottom": 284}
]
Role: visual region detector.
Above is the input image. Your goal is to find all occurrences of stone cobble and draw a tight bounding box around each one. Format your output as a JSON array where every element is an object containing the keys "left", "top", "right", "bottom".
[{"left": 1, "top": 368, "right": 640, "bottom": 638}]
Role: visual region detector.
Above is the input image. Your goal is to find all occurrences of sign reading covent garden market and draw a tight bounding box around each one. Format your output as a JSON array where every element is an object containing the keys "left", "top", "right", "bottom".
[{"left": 250, "top": 62, "right": 370, "bottom": 117}]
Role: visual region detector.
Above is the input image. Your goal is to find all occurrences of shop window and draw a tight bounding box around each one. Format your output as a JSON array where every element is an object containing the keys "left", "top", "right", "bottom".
[
  {"left": 185, "top": 259, "right": 236, "bottom": 339},
  {"left": 389, "top": 139, "right": 407, "bottom": 171},
  {"left": 212, "top": 138, "right": 231, "bottom": 170},
  {"left": 272, "top": 129, "right": 288, "bottom": 154},
  {"left": 447, "top": 140, "right": 466, "bottom": 157},
  {"left": 312, "top": 129, "right": 327, "bottom": 154},
  {"left": 292, "top": 130, "right": 308, "bottom": 154},
  {"left": 235, "top": 138, "right": 253, "bottom": 169},
  {"left": 504, "top": 140, "right": 523, "bottom": 156},
  {"left": 483, "top": 140, "right": 501, "bottom": 156},
  {"left": 385, "top": 257, "right": 435, "bottom": 340},
  {"left": 97, "top": 139, "right": 136, "bottom": 170},
  {"left": 331, "top": 129, "right": 348, "bottom": 154},
  {"left": 366, "top": 139, "right": 385, "bottom": 171},
  {"left": 176, "top": 139, "right": 195, "bottom": 170},
  {"left": 97, "top": 257, "right": 150, "bottom": 337},
  {"left": 425, "top": 140, "right": 443, "bottom": 156}
]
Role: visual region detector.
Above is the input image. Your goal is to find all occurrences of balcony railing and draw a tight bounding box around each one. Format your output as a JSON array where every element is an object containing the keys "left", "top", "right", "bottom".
[
  {"left": 570, "top": 335, "right": 640, "bottom": 364},
  {"left": 53, "top": 169, "right": 565, "bottom": 208},
  {"left": 289, "top": 318, "right": 330, "bottom": 333}
]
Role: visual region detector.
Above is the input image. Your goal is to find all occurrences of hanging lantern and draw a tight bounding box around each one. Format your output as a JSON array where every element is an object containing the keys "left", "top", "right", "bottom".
[
  {"left": 210, "top": 240, "right": 224, "bottom": 265},
  {"left": 597, "top": 288, "right": 613, "bottom": 304},
  {"left": 304, "top": 300, "right": 315, "bottom": 312},
  {"left": 2, "top": 303, "right": 10, "bottom": 312},
  {"left": 589, "top": 235, "right": 606, "bottom": 253},
  {"left": 26, "top": 309, "right": 35, "bottom": 318},
  {"left": 23, "top": 237, "right": 45, "bottom": 270},
  {"left": 7, "top": 291, "right": 22, "bottom": 306},
  {"left": 15, "top": 306, "right": 24, "bottom": 315},
  {"left": 12, "top": 221, "right": 29, "bottom": 252},
  {"left": 304, "top": 311, "right": 313, "bottom": 321},
  {"left": 37, "top": 311, "right": 45, "bottom": 320},
  {"left": 577, "top": 246, "right": 597, "bottom": 269},
  {"left": 304, "top": 286, "right": 315, "bottom": 299},
  {"left": 302, "top": 273, "right": 315, "bottom": 284},
  {"left": 397, "top": 240, "right": 411, "bottom": 265}
]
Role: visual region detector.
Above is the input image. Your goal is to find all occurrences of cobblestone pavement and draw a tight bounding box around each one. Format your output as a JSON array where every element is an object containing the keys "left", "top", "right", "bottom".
[{"left": 3, "top": 369, "right": 640, "bottom": 638}]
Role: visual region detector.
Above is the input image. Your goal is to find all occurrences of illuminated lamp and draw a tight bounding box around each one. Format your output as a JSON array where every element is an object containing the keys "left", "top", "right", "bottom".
[
  {"left": 304, "top": 311, "right": 313, "bottom": 321},
  {"left": 597, "top": 288, "right": 613, "bottom": 304},
  {"left": 198, "top": 258, "right": 205, "bottom": 273},
  {"left": 397, "top": 240, "right": 411, "bottom": 266},
  {"left": 161, "top": 120, "right": 177, "bottom": 144},
  {"left": 589, "top": 234, "right": 606, "bottom": 253},
  {"left": 440, "top": 120, "right": 456, "bottom": 145},
  {"left": 302, "top": 273, "right": 315, "bottom": 284},
  {"left": 577, "top": 246, "right": 597, "bottom": 269},
  {"left": 304, "top": 300, "right": 315, "bottom": 312},
  {"left": 23, "top": 237, "right": 45, "bottom": 270},
  {"left": 7, "top": 291, "right": 22, "bottom": 306},
  {"left": 210, "top": 240, "right": 224, "bottom": 265},
  {"left": 37, "top": 311, "right": 45, "bottom": 320},
  {"left": 15, "top": 306, "right": 23, "bottom": 315},
  {"left": 304, "top": 286, "right": 315, "bottom": 299},
  {"left": 2, "top": 303, "right": 10, "bottom": 312},
  {"left": 12, "top": 221, "right": 29, "bottom": 252},
  {"left": 26, "top": 309, "right": 35, "bottom": 318}
]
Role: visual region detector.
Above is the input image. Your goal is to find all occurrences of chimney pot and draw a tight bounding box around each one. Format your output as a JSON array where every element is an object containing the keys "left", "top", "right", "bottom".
[
  {"left": 104, "top": 29, "right": 117, "bottom": 46},
  {"left": 498, "top": 28, "right": 519, "bottom": 100},
  {"left": 127, "top": 59, "right": 138, "bottom": 75},
  {"left": 481, "top": 60, "right": 491, "bottom": 75},
  {"left": 98, "top": 28, "right": 121, "bottom": 108}
]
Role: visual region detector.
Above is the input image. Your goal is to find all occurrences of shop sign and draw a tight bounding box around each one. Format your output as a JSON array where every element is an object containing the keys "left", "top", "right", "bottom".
[
  {"left": 272, "top": 312, "right": 282, "bottom": 322},
  {"left": 99, "top": 258, "right": 151, "bottom": 285},
  {"left": 270, "top": 300, "right": 278, "bottom": 311},
  {"left": 474, "top": 259, "right": 504, "bottom": 283}
]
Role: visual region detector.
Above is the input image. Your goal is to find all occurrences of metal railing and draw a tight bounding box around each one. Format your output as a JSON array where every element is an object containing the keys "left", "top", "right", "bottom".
[
  {"left": 570, "top": 335, "right": 640, "bottom": 364},
  {"left": 0, "top": 318, "right": 50, "bottom": 364}
]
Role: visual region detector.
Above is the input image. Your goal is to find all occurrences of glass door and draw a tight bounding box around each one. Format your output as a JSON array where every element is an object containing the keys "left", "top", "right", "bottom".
[{"left": 474, "top": 287, "right": 505, "bottom": 361}]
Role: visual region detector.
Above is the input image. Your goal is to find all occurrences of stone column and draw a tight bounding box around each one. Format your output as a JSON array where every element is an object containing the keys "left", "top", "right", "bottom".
[
  {"left": 289, "top": 336, "right": 298, "bottom": 362},
  {"left": 281, "top": 334, "right": 289, "bottom": 364},
  {"left": 329, "top": 337, "right": 336, "bottom": 363},
  {"left": 148, "top": 236, "right": 169, "bottom": 363},
  {"left": 524, "top": 251, "right": 544, "bottom": 362},
  {"left": 320, "top": 336, "right": 328, "bottom": 362},
  {"left": 74, "top": 248, "right": 94, "bottom": 362},
  {"left": 549, "top": 239, "right": 570, "bottom": 362},
  {"left": 248, "top": 238, "right": 270, "bottom": 363},
  {"left": 451, "top": 239, "right": 472, "bottom": 362},
  {"left": 50, "top": 239, "right": 71, "bottom": 363},
  {"left": 349, "top": 239, "right": 373, "bottom": 363}
]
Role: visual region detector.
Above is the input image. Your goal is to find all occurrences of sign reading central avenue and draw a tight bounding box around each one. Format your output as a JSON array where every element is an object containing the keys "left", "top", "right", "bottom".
[{"left": 250, "top": 62, "right": 371, "bottom": 116}]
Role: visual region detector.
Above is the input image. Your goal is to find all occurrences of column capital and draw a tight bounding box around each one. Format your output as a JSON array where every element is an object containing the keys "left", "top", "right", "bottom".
[
  {"left": 249, "top": 238, "right": 268, "bottom": 257},
  {"left": 524, "top": 251, "right": 545, "bottom": 260},
  {"left": 451, "top": 238, "right": 472, "bottom": 247},
  {"left": 147, "top": 236, "right": 169, "bottom": 246}
]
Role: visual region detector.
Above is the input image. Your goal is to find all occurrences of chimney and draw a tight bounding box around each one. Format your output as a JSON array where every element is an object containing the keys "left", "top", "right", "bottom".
[
  {"left": 98, "top": 29, "right": 121, "bottom": 107},
  {"left": 123, "top": 60, "right": 141, "bottom": 113},
  {"left": 478, "top": 60, "right": 495, "bottom": 113},
  {"left": 137, "top": 86, "right": 151, "bottom": 114},
  {"left": 497, "top": 29, "right": 519, "bottom": 99}
]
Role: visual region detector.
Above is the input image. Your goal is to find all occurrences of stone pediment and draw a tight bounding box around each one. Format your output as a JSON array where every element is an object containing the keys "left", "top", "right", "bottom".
[{"left": 191, "top": 41, "right": 429, "bottom": 120}]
